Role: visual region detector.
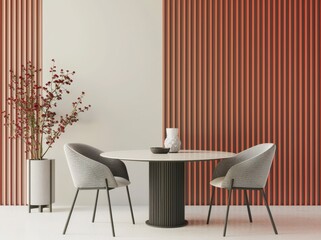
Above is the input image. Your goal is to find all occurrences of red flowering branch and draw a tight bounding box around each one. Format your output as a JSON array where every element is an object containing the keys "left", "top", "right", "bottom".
[{"left": 2, "top": 60, "right": 91, "bottom": 159}]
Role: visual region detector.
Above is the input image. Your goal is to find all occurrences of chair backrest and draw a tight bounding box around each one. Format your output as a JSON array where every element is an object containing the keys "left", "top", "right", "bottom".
[
  {"left": 67, "top": 143, "right": 130, "bottom": 181},
  {"left": 222, "top": 143, "right": 276, "bottom": 189},
  {"left": 236, "top": 143, "right": 275, "bottom": 163},
  {"left": 64, "top": 143, "right": 117, "bottom": 188},
  {"left": 67, "top": 143, "right": 103, "bottom": 161}
]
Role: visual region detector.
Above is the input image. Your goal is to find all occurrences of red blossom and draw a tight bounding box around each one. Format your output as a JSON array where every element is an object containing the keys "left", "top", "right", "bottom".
[{"left": 1, "top": 60, "right": 91, "bottom": 159}]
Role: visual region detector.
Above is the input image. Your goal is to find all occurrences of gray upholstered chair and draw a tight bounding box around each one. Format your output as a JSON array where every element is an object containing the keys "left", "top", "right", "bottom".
[
  {"left": 207, "top": 143, "right": 278, "bottom": 237},
  {"left": 63, "top": 143, "right": 135, "bottom": 237}
]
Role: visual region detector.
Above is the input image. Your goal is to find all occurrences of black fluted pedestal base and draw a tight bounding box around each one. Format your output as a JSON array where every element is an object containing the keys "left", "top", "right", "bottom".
[
  {"left": 145, "top": 220, "right": 188, "bottom": 228},
  {"left": 147, "top": 161, "right": 187, "bottom": 228}
]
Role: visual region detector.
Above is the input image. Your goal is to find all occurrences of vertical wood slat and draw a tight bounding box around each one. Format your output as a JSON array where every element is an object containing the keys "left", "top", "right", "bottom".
[
  {"left": 0, "top": 0, "right": 42, "bottom": 205},
  {"left": 0, "top": 0, "right": 3, "bottom": 205},
  {"left": 163, "top": 0, "right": 321, "bottom": 205}
]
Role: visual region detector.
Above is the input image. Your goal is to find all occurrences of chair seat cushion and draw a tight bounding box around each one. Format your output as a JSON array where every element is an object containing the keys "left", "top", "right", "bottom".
[
  {"left": 115, "top": 176, "right": 130, "bottom": 188},
  {"left": 210, "top": 176, "right": 225, "bottom": 188}
]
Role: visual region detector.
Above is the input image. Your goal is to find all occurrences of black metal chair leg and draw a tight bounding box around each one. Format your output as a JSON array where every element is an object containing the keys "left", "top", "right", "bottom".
[
  {"left": 92, "top": 190, "right": 99, "bottom": 223},
  {"left": 223, "top": 179, "right": 234, "bottom": 237},
  {"left": 244, "top": 189, "right": 253, "bottom": 223},
  {"left": 105, "top": 179, "right": 115, "bottom": 237},
  {"left": 63, "top": 189, "right": 80, "bottom": 235},
  {"left": 207, "top": 188, "right": 215, "bottom": 224},
  {"left": 261, "top": 189, "right": 278, "bottom": 235},
  {"left": 126, "top": 186, "right": 135, "bottom": 224}
]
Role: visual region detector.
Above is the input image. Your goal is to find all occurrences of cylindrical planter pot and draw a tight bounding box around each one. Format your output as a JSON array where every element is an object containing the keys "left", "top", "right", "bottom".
[
  {"left": 27, "top": 159, "right": 55, "bottom": 213},
  {"left": 164, "top": 128, "right": 181, "bottom": 153}
]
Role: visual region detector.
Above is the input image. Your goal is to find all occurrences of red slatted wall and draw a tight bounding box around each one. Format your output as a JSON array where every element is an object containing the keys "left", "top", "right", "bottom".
[
  {"left": 0, "top": 0, "right": 42, "bottom": 205},
  {"left": 163, "top": 0, "right": 321, "bottom": 205}
]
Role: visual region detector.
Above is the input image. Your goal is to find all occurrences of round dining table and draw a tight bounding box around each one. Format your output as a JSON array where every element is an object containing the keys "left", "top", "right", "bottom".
[{"left": 101, "top": 149, "right": 235, "bottom": 228}]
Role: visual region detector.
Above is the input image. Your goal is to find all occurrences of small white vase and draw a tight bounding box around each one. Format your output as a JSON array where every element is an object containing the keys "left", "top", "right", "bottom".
[{"left": 164, "top": 128, "right": 181, "bottom": 153}]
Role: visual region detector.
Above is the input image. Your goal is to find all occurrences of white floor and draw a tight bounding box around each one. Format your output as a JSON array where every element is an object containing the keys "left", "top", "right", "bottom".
[{"left": 0, "top": 205, "right": 320, "bottom": 240}]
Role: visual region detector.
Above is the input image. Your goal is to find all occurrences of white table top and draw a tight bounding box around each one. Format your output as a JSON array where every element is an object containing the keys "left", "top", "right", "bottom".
[{"left": 101, "top": 150, "right": 235, "bottom": 162}]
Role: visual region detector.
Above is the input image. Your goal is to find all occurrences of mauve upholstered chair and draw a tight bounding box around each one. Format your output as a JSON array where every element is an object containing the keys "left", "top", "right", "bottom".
[
  {"left": 63, "top": 143, "right": 135, "bottom": 237},
  {"left": 207, "top": 143, "right": 278, "bottom": 237}
]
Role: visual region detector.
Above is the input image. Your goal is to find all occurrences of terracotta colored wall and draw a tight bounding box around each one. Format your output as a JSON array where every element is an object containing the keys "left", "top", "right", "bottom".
[
  {"left": 0, "top": 0, "right": 42, "bottom": 205},
  {"left": 163, "top": 0, "right": 321, "bottom": 205}
]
